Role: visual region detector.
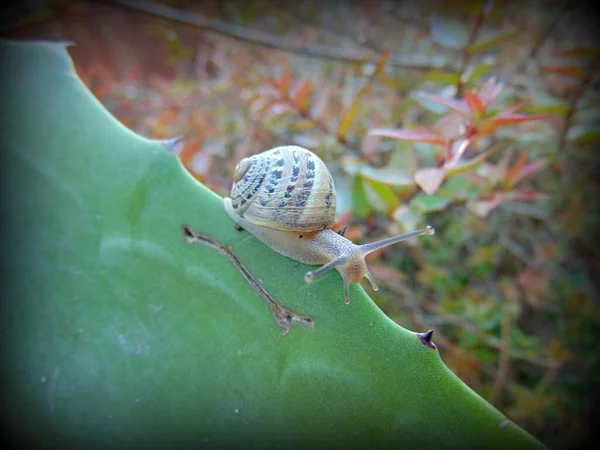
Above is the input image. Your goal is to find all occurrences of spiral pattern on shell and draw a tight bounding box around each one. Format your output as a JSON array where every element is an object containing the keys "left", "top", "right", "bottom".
[{"left": 230, "top": 146, "right": 337, "bottom": 232}]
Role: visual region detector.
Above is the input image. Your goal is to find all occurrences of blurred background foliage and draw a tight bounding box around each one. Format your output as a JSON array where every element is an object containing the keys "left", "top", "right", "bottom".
[{"left": 4, "top": 0, "right": 599, "bottom": 447}]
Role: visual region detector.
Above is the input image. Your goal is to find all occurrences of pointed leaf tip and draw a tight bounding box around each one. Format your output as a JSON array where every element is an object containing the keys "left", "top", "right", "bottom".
[
  {"left": 161, "top": 136, "right": 185, "bottom": 153},
  {"left": 418, "top": 329, "right": 437, "bottom": 349}
]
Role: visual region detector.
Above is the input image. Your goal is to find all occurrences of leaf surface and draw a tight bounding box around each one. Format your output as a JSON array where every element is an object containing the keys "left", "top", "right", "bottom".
[{"left": 0, "top": 40, "right": 545, "bottom": 449}]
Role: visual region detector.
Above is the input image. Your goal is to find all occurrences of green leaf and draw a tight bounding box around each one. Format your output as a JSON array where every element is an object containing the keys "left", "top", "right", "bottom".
[
  {"left": 465, "top": 62, "right": 494, "bottom": 84},
  {"left": 389, "top": 142, "right": 419, "bottom": 177},
  {"left": 410, "top": 90, "right": 449, "bottom": 114},
  {"left": 410, "top": 193, "right": 453, "bottom": 213},
  {"left": 338, "top": 96, "right": 362, "bottom": 138},
  {"left": 0, "top": 39, "right": 546, "bottom": 449},
  {"left": 429, "top": 16, "right": 470, "bottom": 50},
  {"left": 567, "top": 124, "right": 600, "bottom": 144},
  {"left": 351, "top": 174, "right": 372, "bottom": 218},
  {"left": 526, "top": 90, "right": 569, "bottom": 115},
  {"left": 423, "top": 70, "right": 461, "bottom": 85},
  {"left": 446, "top": 144, "right": 503, "bottom": 178},
  {"left": 392, "top": 205, "right": 419, "bottom": 230},
  {"left": 437, "top": 175, "right": 481, "bottom": 201},
  {"left": 468, "top": 30, "right": 519, "bottom": 54},
  {"left": 363, "top": 177, "right": 401, "bottom": 211},
  {"left": 415, "top": 166, "right": 447, "bottom": 195},
  {"left": 346, "top": 161, "right": 415, "bottom": 186}
]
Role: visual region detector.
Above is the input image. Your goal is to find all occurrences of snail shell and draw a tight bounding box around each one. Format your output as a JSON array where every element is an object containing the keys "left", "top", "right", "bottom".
[
  {"left": 225, "top": 145, "right": 436, "bottom": 304},
  {"left": 230, "top": 146, "right": 336, "bottom": 232}
]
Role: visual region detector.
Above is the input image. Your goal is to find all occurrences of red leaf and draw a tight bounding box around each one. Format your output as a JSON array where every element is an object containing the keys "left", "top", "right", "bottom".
[
  {"left": 279, "top": 71, "right": 293, "bottom": 91},
  {"left": 467, "top": 188, "right": 549, "bottom": 217},
  {"left": 312, "top": 84, "right": 331, "bottom": 119},
  {"left": 333, "top": 210, "right": 353, "bottom": 233},
  {"left": 291, "top": 78, "right": 312, "bottom": 112},
  {"left": 553, "top": 47, "right": 600, "bottom": 58},
  {"left": 477, "top": 78, "right": 503, "bottom": 109},
  {"left": 265, "top": 71, "right": 293, "bottom": 92},
  {"left": 505, "top": 190, "right": 551, "bottom": 202},
  {"left": 434, "top": 112, "right": 464, "bottom": 141},
  {"left": 508, "top": 158, "right": 546, "bottom": 187},
  {"left": 256, "top": 99, "right": 291, "bottom": 116},
  {"left": 505, "top": 153, "right": 527, "bottom": 184},
  {"left": 418, "top": 92, "right": 471, "bottom": 116},
  {"left": 264, "top": 76, "right": 278, "bottom": 87},
  {"left": 257, "top": 84, "right": 281, "bottom": 99},
  {"left": 467, "top": 197, "right": 502, "bottom": 217},
  {"left": 369, "top": 127, "right": 446, "bottom": 146},
  {"left": 414, "top": 167, "right": 447, "bottom": 194},
  {"left": 179, "top": 137, "right": 202, "bottom": 167},
  {"left": 506, "top": 100, "right": 530, "bottom": 114},
  {"left": 375, "top": 49, "right": 392, "bottom": 73},
  {"left": 477, "top": 112, "right": 550, "bottom": 137},
  {"left": 493, "top": 112, "right": 550, "bottom": 125},
  {"left": 464, "top": 90, "right": 485, "bottom": 117},
  {"left": 539, "top": 65, "right": 587, "bottom": 79}
]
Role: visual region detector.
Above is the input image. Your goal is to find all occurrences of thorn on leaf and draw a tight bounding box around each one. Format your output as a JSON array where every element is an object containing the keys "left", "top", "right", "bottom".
[
  {"left": 162, "top": 136, "right": 185, "bottom": 153},
  {"left": 418, "top": 329, "right": 437, "bottom": 350}
]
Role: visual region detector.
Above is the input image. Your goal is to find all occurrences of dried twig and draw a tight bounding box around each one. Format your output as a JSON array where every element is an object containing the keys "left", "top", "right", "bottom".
[
  {"left": 110, "top": 0, "right": 460, "bottom": 72},
  {"left": 182, "top": 225, "right": 314, "bottom": 335}
]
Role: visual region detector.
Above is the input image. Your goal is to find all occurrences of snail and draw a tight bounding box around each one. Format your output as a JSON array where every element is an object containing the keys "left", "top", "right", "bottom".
[{"left": 223, "top": 145, "right": 435, "bottom": 304}]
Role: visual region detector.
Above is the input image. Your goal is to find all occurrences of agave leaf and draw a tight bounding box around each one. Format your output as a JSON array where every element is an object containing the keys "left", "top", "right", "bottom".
[{"left": 0, "top": 40, "right": 545, "bottom": 449}]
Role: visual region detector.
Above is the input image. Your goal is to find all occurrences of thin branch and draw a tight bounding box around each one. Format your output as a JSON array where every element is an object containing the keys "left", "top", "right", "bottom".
[
  {"left": 278, "top": 3, "right": 459, "bottom": 73},
  {"left": 498, "top": 232, "right": 538, "bottom": 269},
  {"left": 110, "top": 0, "right": 460, "bottom": 73},
  {"left": 490, "top": 302, "right": 512, "bottom": 403},
  {"left": 456, "top": 0, "right": 492, "bottom": 96},
  {"left": 534, "top": 364, "right": 559, "bottom": 394},
  {"left": 513, "top": 0, "right": 569, "bottom": 75},
  {"left": 557, "top": 66, "right": 595, "bottom": 153}
]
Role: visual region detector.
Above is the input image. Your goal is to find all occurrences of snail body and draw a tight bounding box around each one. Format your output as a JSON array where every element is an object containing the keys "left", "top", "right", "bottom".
[{"left": 224, "top": 146, "right": 434, "bottom": 304}]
